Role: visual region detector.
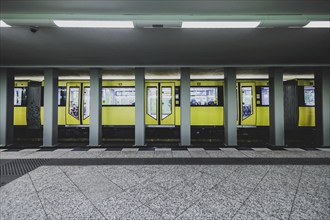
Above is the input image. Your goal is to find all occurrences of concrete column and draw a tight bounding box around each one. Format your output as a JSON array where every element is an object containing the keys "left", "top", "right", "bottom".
[
  {"left": 43, "top": 69, "right": 58, "bottom": 147},
  {"left": 0, "top": 69, "right": 14, "bottom": 147},
  {"left": 180, "top": 68, "right": 191, "bottom": 146},
  {"left": 135, "top": 68, "right": 145, "bottom": 146},
  {"left": 269, "top": 68, "right": 285, "bottom": 146},
  {"left": 315, "top": 68, "right": 330, "bottom": 146},
  {"left": 224, "top": 68, "right": 237, "bottom": 146},
  {"left": 89, "top": 69, "right": 102, "bottom": 146}
]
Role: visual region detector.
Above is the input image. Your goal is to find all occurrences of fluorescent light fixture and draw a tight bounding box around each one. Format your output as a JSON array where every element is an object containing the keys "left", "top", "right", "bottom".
[
  {"left": 182, "top": 21, "right": 260, "bottom": 28},
  {"left": 303, "top": 21, "right": 330, "bottom": 28},
  {"left": 0, "top": 20, "right": 11, "bottom": 27},
  {"left": 53, "top": 20, "right": 134, "bottom": 28}
]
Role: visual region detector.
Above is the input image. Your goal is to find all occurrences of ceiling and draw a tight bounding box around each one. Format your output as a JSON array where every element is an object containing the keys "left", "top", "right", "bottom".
[{"left": 0, "top": 0, "right": 329, "bottom": 68}]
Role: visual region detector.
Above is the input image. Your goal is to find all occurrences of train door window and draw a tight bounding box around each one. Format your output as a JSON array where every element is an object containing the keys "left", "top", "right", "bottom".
[
  {"left": 69, "top": 87, "right": 80, "bottom": 119},
  {"left": 304, "top": 86, "right": 315, "bottom": 106},
  {"left": 161, "top": 87, "right": 172, "bottom": 119},
  {"left": 261, "top": 87, "right": 269, "bottom": 106},
  {"left": 58, "top": 87, "right": 67, "bottom": 106},
  {"left": 147, "top": 87, "right": 157, "bottom": 119},
  {"left": 242, "top": 86, "right": 253, "bottom": 120},
  {"left": 190, "top": 87, "right": 218, "bottom": 106},
  {"left": 14, "top": 88, "right": 27, "bottom": 106},
  {"left": 83, "top": 87, "right": 90, "bottom": 119}
]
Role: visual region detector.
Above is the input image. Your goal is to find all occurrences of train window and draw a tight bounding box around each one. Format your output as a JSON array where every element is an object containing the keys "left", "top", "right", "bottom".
[
  {"left": 242, "top": 86, "right": 253, "bottom": 120},
  {"left": 261, "top": 87, "right": 269, "bottom": 106},
  {"left": 147, "top": 87, "right": 157, "bottom": 119},
  {"left": 190, "top": 87, "right": 218, "bottom": 106},
  {"left": 69, "top": 87, "right": 79, "bottom": 119},
  {"left": 161, "top": 87, "right": 172, "bottom": 119},
  {"left": 58, "top": 87, "right": 67, "bottom": 106},
  {"left": 83, "top": 87, "right": 90, "bottom": 119},
  {"left": 102, "top": 87, "right": 135, "bottom": 105},
  {"left": 14, "top": 88, "right": 27, "bottom": 106},
  {"left": 304, "top": 86, "right": 315, "bottom": 106}
]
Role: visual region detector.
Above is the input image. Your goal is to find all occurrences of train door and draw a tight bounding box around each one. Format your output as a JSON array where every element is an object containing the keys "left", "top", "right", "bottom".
[
  {"left": 237, "top": 82, "right": 257, "bottom": 126},
  {"left": 145, "top": 82, "right": 175, "bottom": 126},
  {"left": 66, "top": 82, "right": 90, "bottom": 125}
]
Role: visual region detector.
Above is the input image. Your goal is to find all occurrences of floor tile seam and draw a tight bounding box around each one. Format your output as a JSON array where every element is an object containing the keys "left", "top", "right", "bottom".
[
  {"left": 94, "top": 167, "right": 127, "bottom": 191},
  {"left": 171, "top": 194, "right": 204, "bottom": 220},
  {"left": 119, "top": 203, "right": 155, "bottom": 220},
  {"left": 229, "top": 166, "right": 272, "bottom": 220},
  {"left": 27, "top": 172, "right": 50, "bottom": 220},
  {"left": 302, "top": 170, "right": 330, "bottom": 179},
  {"left": 206, "top": 166, "right": 243, "bottom": 192},
  {"left": 238, "top": 150, "right": 253, "bottom": 158},
  {"left": 288, "top": 165, "right": 305, "bottom": 220},
  {"left": 57, "top": 166, "right": 109, "bottom": 220}
]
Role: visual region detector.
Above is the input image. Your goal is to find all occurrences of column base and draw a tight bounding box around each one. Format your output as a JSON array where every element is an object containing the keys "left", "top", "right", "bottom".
[
  {"left": 0, "top": 144, "right": 13, "bottom": 148},
  {"left": 224, "top": 144, "right": 238, "bottom": 147},
  {"left": 40, "top": 144, "right": 59, "bottom": 148},
  {"left": 87, "top": 145, "right": 102, "bottom": 147}
]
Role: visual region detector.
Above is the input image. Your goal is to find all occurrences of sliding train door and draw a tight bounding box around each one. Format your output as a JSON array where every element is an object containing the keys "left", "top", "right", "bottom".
[
  {"left": 66, "top": 82, "right": 90, "bottom": 125},
  {"left": 237, "top": 82, "right": 257, "bottom": 126},
  {"left": 145, "top": 82, "right": 175, "bottom": 126}
]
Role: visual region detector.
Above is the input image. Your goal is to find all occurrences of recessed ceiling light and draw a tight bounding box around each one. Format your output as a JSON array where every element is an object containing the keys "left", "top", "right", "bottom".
[
  {"left": 181, "top": 21, "right": 260, "bottom": 28},
  {"left": 303, "top": 21, "right": 330, "bottom": 28},
  {"left": 0, "top": 20, "right": 11, "bottom": 27},
  {"left": 53, "top": 20, "right": 134, "bottom": 28}
]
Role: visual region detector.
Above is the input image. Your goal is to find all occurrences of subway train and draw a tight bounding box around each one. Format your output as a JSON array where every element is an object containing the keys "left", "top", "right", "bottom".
[{"left": 13, "top": 79, "right": 315, "bottom": 130}]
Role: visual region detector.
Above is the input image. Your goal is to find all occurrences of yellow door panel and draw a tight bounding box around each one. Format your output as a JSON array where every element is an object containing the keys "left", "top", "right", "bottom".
[
  {"left": 102, "top": 107, "right": 135, "bottom": 125},
  {"left": 58, "top": 107, "right": 66, "bottom": 125},
  {"left": 175, "top": 107, "right": 180, "bottom": 126},
  {"left": 298, "top": 107, "right": 315, "bottom": 126},
  {"left": 256, "top": 107, "right": 270, "bottom": 126},
  {"left": 145, "top": 82, "right": 175, "bottom": 126},
  {"left": 66, "top": 82, "right": 82, "bottom": 125},
  {"left": 14, "top": 107, "right": 27, "bottom": 125}
]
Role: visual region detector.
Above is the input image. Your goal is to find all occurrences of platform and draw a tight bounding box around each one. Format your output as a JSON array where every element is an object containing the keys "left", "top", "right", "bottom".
[{"left": 1, "top": 147, "right": 330, "bottom": 219}]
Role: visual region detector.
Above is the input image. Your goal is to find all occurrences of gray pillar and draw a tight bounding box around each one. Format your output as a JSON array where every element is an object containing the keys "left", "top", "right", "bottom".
[
  {"left": 180, "top": 68, "right": 191, "bottom": 146},
  {"left": 43, "top": 69, "right": 58, "bottom": 147},
  {"left": 89, "top": 69, "right": 102, "bottom": 146},
  {"left": 0, "top": 69, "right": 14, "bottom": 147},
  {"left": 135, "top": 68, "right": 145, "bottom": 146},
  {"left": 269, "top": 68, "right": 285, "bottom": 146},
  {"left": 224, "top": 68, "right": 237, "bottom": 146},
  {"left": 315, "top": 68, "right": 330, "bottom": 147}
]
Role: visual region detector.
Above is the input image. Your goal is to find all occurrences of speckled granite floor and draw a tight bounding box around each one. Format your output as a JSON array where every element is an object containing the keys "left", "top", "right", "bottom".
[
  {"left": 1, "top": 147, "right": 330, "bottom": 159},
  {"left": 1, "top": 164, "right": 329, "bottom": 220}
]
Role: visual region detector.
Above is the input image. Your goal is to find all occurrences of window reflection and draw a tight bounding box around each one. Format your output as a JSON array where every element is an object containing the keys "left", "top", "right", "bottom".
[
  {"left": 261, "top": 87, "right": 269, "bottom": 106},
  {"left": 162, "top": 87, "right": 172, "bottom": 119},
  {"left": 304, "top": 86, "right": 315, "bottom": 106},
  {"left": 190, "top": 87, "right": 218, "bottom": 106},
  {"left": 14, "top": 88, "right": 27, "bottom": 106},
  {"left": 147, "top": 87, "right": 157, "bottom": 119},
  {"left": 69, "top": 87, "right": 79, "bottom": 119},
  {"left": 83, "top": 87, "right": 90, "bottom": 119},
  {"left": 102, "top": 88, "right": 135, "bottom": 105},
  {"left": 242, "top": 86, "right": 253, "bottom": 120},
  {"left": 58, "top": 87, "right": 67, "bottom": 106}
]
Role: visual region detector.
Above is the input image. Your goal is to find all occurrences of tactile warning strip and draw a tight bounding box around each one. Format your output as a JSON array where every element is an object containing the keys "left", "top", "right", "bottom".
[{"left": 0, "top": 159, "right": 49, "bottom": 187}]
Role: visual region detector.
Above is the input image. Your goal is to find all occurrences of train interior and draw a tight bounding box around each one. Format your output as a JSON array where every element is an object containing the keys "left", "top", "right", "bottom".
[{"left": 11, "top": 68, "right": 316, "bottom": 147}]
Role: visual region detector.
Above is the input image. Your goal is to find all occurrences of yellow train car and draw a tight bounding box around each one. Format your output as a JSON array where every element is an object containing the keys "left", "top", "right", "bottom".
[{"left": 12, "top": 79, "right": 315, "bottom": 128}]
